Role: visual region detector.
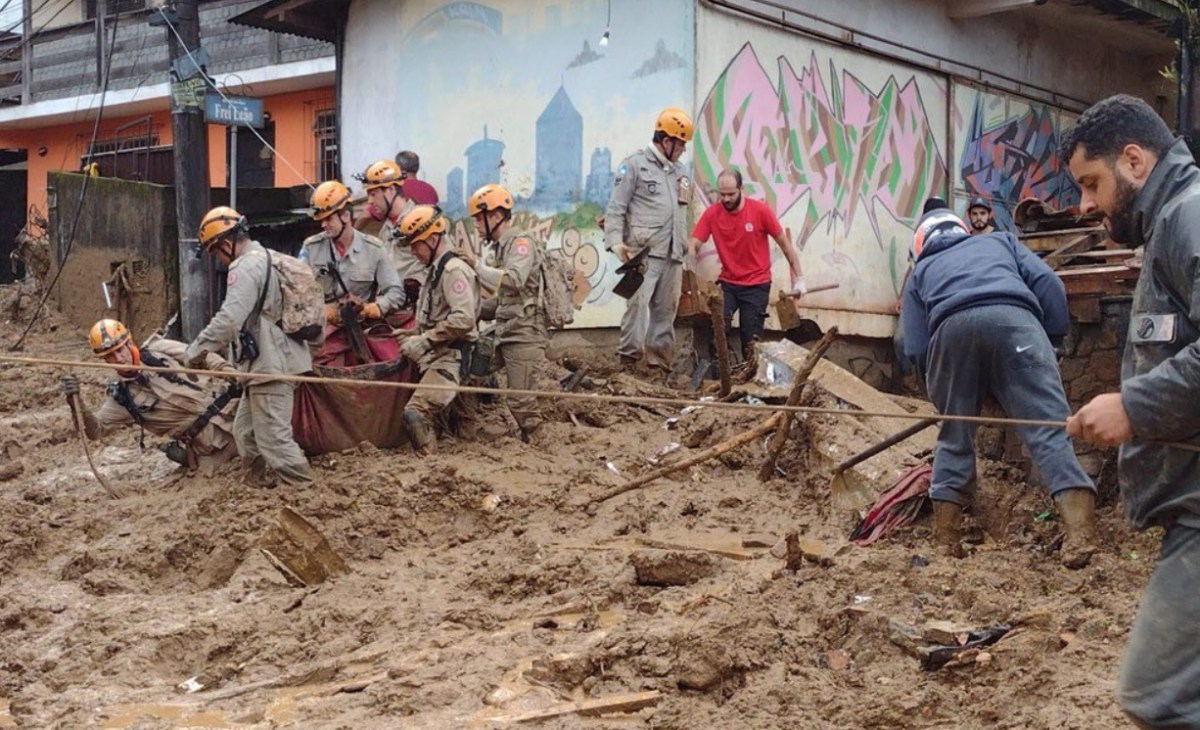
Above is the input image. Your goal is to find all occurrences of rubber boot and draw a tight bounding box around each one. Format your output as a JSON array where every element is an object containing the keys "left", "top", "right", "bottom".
[
  {"left": 402, "top": 408, "right": 435, "bottom": 457},
  {"left": 932, "top": 500, "right": 965, "bottom": 558},
  {"left": 1055, "top": 488, "right": 1098, "bottom": 569}
]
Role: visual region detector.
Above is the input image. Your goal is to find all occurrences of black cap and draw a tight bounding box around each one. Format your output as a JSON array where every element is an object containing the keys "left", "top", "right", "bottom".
[
  {"left": 922, "top": 197, "right": 948, "bottom": 215},
  {"left": 968, "top": 196, "right": 991, "bottom": 212}
]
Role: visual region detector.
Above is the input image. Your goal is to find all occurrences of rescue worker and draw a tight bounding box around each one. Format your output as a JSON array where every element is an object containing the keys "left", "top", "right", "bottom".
[
  {"left": 458, "top": 183, "right": 546, "bottom": 440},
  {"left": 302, "top": 179, "right": 404, "bottom": 326},
  {"left": 395, "top": 205, "right": 479, "bottom": 455},
  {"left": 901, "top": 206, "right": 1096, "bottom": 566},
  {"left": 360, "top": 160, "right": 426, "bottom": 302},
  {"left": 1062, "top": 94, "right": 1200, "bottom": 730},
  {"left": 605, "top": 107, "right": 693, "bottom": 372},
  {"left": 967, "top": 196, "right": 996, "bottom": 235},
  {"left": 185, "top": 206, "right": 313, "bottom": 485},
  {"left": 61, "top": 319, "right": 239, "bottom": 469}
]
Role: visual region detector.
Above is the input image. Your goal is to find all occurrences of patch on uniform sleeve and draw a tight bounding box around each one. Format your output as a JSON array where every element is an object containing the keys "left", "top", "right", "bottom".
[
  {"left": 227, "top": 270, "right": 238, "bottom": 286},
  {"left": 452, "top": 278, "right": 467, "bottom": 295},
  {"left": 515, "top": 240, "right": 530, "bottom": 257}
]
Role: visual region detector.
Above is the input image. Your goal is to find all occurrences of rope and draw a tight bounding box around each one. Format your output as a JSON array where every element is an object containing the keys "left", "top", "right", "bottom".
[{"left": 0, "top": 352, "right": 1149, "bottom": 433}]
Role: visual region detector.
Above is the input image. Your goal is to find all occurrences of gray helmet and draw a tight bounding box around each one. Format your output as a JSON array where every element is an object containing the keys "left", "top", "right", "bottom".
[{"left": 968, "top": 196, "right": 992, "bottom": 213}]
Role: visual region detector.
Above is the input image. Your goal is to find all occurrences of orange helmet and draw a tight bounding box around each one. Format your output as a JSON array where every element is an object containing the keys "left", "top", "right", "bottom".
[
  {"left": 911, "top": 209, "right": 967, "bottom": 263},
  {"left": 468, "top": 184, "right": 514, "bottom": 215},
  {"left": 396, "top": 205, "right": 447, "bottom": 245},
  {"left": 363, "top": 160, "right": 404, "bottom": 191},
  {"left": 89, "top": 318, "right": 131, "bottom": 356},
  {"left": 311, "top": 180, "right": 352, "bottom": 220},
  {"left": 198, "top": 206, "right": 246, "bottom": 250},
  {"left": 655, "top": 107, "right": 694, "bottom": 142}
]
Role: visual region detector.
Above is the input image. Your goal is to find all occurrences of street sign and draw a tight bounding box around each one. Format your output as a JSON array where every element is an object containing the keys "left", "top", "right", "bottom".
[
  {"left": 170, "top": 76, "right": 207, "bottom": 109},
  {"left": 204, "top": 94, "right": 264, "bottom": 128}
]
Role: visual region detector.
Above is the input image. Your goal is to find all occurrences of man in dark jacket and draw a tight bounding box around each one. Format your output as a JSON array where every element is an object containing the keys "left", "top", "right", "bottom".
[
  {"left": 1064, "top": 94, "right": 1200, "bottom": 730},
  {"left": 901, "top": 206, "right": 1096, "bottom": 567}
]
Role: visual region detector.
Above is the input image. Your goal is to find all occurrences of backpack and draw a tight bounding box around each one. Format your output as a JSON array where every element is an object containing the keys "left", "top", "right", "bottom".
[
  {"left": 537, "top": 243, "right": 576, "bottom": 329},
  {"left": 256, "top": 249, "right": 325, "bottom": 342}
]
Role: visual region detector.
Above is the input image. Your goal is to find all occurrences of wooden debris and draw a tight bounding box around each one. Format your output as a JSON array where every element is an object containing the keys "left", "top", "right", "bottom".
[
  {"left": 487, "top": 690, "right": 661, "bottom": 724},
  {"left": 707, "top": 289, "right": 732, "bottom": 397},
  {"left": 759, "top": 327, "right": 838, "bottom": 481},
  {"left": 259, "top": 508, "right": 349, "bottom": 587},
  {"left": 630, "top": 550, "right": 719, "bottom": 586}
]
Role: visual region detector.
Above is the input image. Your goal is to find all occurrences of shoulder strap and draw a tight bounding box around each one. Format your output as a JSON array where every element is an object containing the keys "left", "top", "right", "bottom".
[
  {"left": 423, "top": 251, "right": 461, "bottom": 324},
  {"left": 107, "top": 379, "right": 148, "bottom": 449},
  {"left": 244, "top": 249, "right": 272, "bottom": 331},
  {"left": 327, "top": 238, "right": 353, "bottom": 299}
]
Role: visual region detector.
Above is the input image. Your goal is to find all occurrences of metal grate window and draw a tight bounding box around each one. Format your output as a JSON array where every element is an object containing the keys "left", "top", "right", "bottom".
[{"left": 313, "top": 106, "right": 338, "bottom": 182}]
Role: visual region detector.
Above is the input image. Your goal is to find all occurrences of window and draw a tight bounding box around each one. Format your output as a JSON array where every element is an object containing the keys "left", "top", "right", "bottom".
[{"left": 313, "top": 106, "right": 338, "bottom": 182}]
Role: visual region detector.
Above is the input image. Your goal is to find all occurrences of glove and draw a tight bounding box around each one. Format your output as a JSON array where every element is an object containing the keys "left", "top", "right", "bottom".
[
  {"left": 400, "top": 335, "right": 430, "bottom": 361},
  {"left": 61, "top": 375, "right": 80, "bottom": 397},
  {"left": 325, "top": 303, "right": 341, "bottom": 325},
  {"left": 403, "top": 279, "right": 421, "bottom": 309},
  {"left": 359, "top": 301, "right": 382, "bottom": 320},
  {"left": 612, "top": 243, "right": 634, "bottom": 263},
  {"left": 791, "top": 275, "right": 807, "bottom": 296}
]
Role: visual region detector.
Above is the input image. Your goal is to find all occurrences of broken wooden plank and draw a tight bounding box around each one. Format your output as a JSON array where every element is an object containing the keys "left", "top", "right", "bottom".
[
  {"left": 707, "top": 289, "right": 732, "bottom": 397},
  {"left": 760, "top": 328, "right": 838, "bottom": 481},
  {"left": 259, "top": 508, "right": 349, "bottom": 587},
  {"left": 488, "top": 690, "right": 662, "bottom": 724}
]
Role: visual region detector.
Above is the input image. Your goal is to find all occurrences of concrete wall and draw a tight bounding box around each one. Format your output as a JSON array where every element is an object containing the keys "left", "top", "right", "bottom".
[{"left": 49, "top": 172, "right": 177, "bottom": 340}]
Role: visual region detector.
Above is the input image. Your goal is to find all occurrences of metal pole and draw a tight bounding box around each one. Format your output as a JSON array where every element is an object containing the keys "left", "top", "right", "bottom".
[
  {"left": 166, "top": 0, "right": 212, "bottom": 340},
  {"left": 230, "top": 127, "right": 237, "bottom": 212}
]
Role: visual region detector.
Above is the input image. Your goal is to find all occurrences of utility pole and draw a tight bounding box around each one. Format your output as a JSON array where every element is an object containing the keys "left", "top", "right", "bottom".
[{"left": 163, "top": 0, "right": 211, "bottom": 340}]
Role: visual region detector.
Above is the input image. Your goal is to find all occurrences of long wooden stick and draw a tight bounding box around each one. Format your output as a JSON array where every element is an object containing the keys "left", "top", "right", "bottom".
[
  {"left": 590, "top": 413, "right": 783, "bottom": 505},
  {"left": 68, "top": 394, "right": 118, "bottom": 497},
  {"left": 759, "top": 327, "right": 838, "bottom": 481},
  {"left": 707, "top": 289, "right": 732, "bottom": 397}
]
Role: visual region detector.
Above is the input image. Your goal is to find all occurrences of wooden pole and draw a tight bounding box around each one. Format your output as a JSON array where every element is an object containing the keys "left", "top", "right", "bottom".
[
  {"left": 758, "top": 327, "right": 838, "bottom": 481},
  {"left": 166, "top": 0, "right": 212, "bottom": 340},
  {"left": 707, "top": 289, "right": 731, "bottom": 397}
]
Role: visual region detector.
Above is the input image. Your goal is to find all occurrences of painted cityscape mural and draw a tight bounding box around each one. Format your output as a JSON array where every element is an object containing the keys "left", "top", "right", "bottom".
[{"left": 342, "top": 0, "right": 694, "bottom": 327}]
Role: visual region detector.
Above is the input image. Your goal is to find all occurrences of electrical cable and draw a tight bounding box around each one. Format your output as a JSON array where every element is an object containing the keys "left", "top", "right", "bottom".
[
  {"left": 9, "top": 6, "right": 119, "bottom": 351},
  {"left": 157, "top": 5, "right": 316, "bottom": 191}
]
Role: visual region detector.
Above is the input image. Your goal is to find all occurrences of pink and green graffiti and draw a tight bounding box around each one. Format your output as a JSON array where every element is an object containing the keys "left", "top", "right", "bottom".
[
  {"left": 959, "top": 97, "right": 1080, "bottom": 231},
  {"left": 696, "top": 43, "right": 948, "bottom": 249}
]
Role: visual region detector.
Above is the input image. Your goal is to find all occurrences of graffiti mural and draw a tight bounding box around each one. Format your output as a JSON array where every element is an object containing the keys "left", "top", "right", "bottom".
[
  {"left": 955, "top": 87, "right": 1080, "bottom": 231},
  {"left": 693, "top": 22, "right": 948, "bottom": 329},
  {"left": 342, "top": 0, "right": 694, "bottom": 327}
]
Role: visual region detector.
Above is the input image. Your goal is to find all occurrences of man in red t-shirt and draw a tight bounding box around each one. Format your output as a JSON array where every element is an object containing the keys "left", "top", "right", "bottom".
[{"left": 689, "top": 169, "right": 803, "bottom": 358}]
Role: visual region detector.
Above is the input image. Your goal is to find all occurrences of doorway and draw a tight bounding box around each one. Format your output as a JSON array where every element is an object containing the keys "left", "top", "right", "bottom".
[{"left": 226, "top": 120, "right": 275, "bottom": 189}]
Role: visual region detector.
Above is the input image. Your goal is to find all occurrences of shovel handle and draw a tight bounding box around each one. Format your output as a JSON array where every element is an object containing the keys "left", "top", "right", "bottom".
[
  {"left": 784, "top": 282, "right": 840, "bottom": 298},
  {"left": 833, "top": 418, "right": 939, "bottom": 474}
]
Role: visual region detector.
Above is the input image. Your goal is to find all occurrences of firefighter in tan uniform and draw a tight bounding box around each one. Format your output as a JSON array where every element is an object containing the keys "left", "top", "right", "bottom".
[
  {"left": 301, "top": 180, "right": 404, "bottom": 324},
  {"left": 605, "top": 107, "right": 694, "bottom": 371},
  {"left": 361, "top": 159, "right": 426, "bottom": 301},
  {"left": 458, "top": 184, "right": 546, "bottom": 439},
  {"left": 395, "top": 205, "right": 479, "bottom": 455},
  {"left": 61, "top": 318, "right": 239, "bottom": 469},
  {"left": 184, "top": 206, "right": 313, "bottom": 485}
]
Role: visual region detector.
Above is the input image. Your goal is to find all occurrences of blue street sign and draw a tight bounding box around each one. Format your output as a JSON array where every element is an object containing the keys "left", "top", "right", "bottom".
[{"left": 204, "top": 94, "right": 264, "bottom": 128}]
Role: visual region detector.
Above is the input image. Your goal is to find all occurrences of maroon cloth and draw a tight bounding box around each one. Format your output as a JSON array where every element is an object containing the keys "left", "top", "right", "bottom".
[
  {"left": 401, "top": 177, "right": 439, "bottom": 206},
  {"left": 849, "top": 463, "right": 933, "bottom": 546},
  {"left": 293, "top": 359, "right": 415, "bottom": 455},
  {"left": 313, "top": 314, "right": 414, "bottom": 367}
]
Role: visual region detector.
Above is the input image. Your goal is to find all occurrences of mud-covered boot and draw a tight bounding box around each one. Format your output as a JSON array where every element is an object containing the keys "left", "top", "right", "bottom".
[
  {"left": 932, "top": 500, "right": 965, "bottom": 558},
  {"left": 402, "top": 408, "right": 435, "bottom": 457},
  {"left": 1055, "top": 488, "right": 1098, "bottom": 569}
]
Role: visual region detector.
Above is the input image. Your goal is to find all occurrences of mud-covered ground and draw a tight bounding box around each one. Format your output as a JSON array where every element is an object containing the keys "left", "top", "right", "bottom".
[{"left": 0, "top": 288, "right": 1156, "bottom": 729}]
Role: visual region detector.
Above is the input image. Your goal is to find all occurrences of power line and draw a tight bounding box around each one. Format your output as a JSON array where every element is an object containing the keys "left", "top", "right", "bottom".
[
  {"left": 157, "top": 5, "right": 316, "bottom": 191},
  {"left": 10, "top": 7, "right": 120, "bottom": 351}
]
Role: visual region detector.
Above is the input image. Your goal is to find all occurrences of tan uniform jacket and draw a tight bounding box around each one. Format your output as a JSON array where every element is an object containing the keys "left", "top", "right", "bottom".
[
  {"left": 382, "top": 219, "right": 429, "bottom": 287},
  {"left": 302, "top": 229, "right": 404, "bottom": 314},
  {"left": 475, "top": 230, "right": 547, "bottom": 345},
  {"left": 604, "top": 145, "right": 690, "bottom": 262},
  {"left": 90, "top": 338, "right": 237, "bottom": 455},
  {"left": 185, "top": 240, "right": 314, "bottom": 377},
  {"left": 415, "top": 250, "right": 479, "bottom": 369}
]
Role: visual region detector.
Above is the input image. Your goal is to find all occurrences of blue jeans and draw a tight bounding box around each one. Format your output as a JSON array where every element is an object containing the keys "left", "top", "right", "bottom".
[
  {"left": 1120, "top": 524, "right": 1200, "bottom": 728},
  {"left": 925, "top": 304, "right": 1092, "bottom": 504}
]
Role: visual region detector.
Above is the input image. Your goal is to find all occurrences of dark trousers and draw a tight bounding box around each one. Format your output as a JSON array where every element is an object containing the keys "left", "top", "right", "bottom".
[
  {"left": 721, "top": 280, "right": 771, "bottom": 359},
  {"left": 926, "top": 304, "right": 1092, "bottom": 504},
  {"left": 1120, "top": 524, "right": 1200, "bottom": 728}
]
